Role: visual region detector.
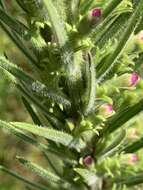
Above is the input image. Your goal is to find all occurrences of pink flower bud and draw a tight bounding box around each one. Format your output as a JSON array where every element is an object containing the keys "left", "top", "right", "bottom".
[
  {"left": 91, "top": 8, "right": 102, "bottom": 17},
  {"left": 128, "top": 154, "right": 138, "bottom": 165},
  {"left": 137, "top": 31, "right": 143, "bottom": 41},
  {"left": 115, "top": 73, "right": 140, "bottom": 87},
  {"left": 130, "top": 72, "right": 140, "bottom": 86},
  {"left": 99, "top": 104, "right": 114, "bottom": 118},
  {"left": 121, "top": 154, "right": 139, "bottom": 165},
  {"left": 130, "top": 154, "right": 138, "bottom": 162},
  {"left": 83, "top": 155, "right": 93, "bottom": 166}
]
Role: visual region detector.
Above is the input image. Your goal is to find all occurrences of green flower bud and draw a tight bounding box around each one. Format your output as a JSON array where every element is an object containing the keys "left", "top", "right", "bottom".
[{"left": 77, "top": 8, "right": 102, "bottom": 36}]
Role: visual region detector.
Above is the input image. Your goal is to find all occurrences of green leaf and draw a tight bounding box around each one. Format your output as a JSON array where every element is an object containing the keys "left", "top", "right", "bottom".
[
  {"left": 80, "top": 0, "right": 94, "bottom": 14},
  {"left": 97, "top": 0, "right": 143, "bottom": 80},
  {"left": 0, "top": 165, "right": 48, "bottom": 190},
  {"left": 98, "top": 129, "right": 126, "bottom": 159},
  {"left": 43, "top": 0, "right": 68, "bottom": 47},
  {"left": 0, "top": 56, "right": 34, "bottom": 83},
  {"left": 74, "top": 168, "right": 101, "bottom": 186},
  {"left": 17, "top": 157, "right": 71, "bottom": 188},
  {"left": 122, "top": 136, "right": 143, "bottom": 153},
  {"left": 0, "top": 0, "right": 6, "bottom": 10},
  {"left": 0, "top": 120, "right": 77, "bottom": 165},
  {"left": 0, "top": 56, "right": 71, "bottom": 110},
  {"left": 18, "top": 84, "right": 65, "bottom": 130},
  {"left": 0, "top": 8, "right": 28, "bottom": 37},
  {"left": 0, "top": 21, "right": 39, "bottom": 68},
  {"left": 102, "top": 0, "right": 123, "bottom": 18},
  {"left": 11, "top": 122, "right": 86, "bottom": 151},
  {"left": 16, "top": 0, "right": 48, "bottom": 21},
  {"left": 116, "top": 172, "right": 143, "bottom": 186},
  {"left": 22, "top": 97, "right": 42, "bottom": 126},
  {"left": 103, "top": 99, "right": 143, "bottom": 135},
  {"left": 94, "top": 12, "right": 131, "bottom": 50}
]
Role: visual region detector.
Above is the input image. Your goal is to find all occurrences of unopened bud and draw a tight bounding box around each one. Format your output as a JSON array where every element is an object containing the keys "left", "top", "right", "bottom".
[
  {"left": 136, "top": 31, "right": 143, "bottom": 50},
  {"left": 115, "top": 73, "right": 140, "bottom": 87},
  {"left": 91, "top": 8, "right": 102, "bottom": 17},
  {"left": 83, "top": 155, "right": 94, "bottom": 166},
  {"left": 99, "top": 104, "right": 114, "bottom": 118},
  {"left": 77, "top": 8, "right": 102, "bottom": 36},
  {"left": 128, "top": 154, "right": 138, "bottom": 165}
]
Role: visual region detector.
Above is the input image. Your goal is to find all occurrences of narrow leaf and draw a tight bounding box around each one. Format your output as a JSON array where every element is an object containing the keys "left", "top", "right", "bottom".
[
  {"left": 22, "top": 97, "right": 42, "bottom": 126},
  {"left": 0, "top": 8, "right": 28, "bottom": 37},
  {"left": 103, "top": 99, "right": 143, "bottom": 135},
  {"left": 74, "top": 168, "right": 101, "bottom": 186},
  {"left": 11, "top": 122, "right": 86, "bottom": 151},
  {"left": 0, "top": 21, "right": 38, "bottom": 67},
  {"left": 0, "top": 56, "right": 71, "bottom": 109},
  {"left": 16, "top": 0, "right": 48, "bottom": 21},
  {"left": 0, "top": 120, "right": 77, "bottom": 164},
  {"left": 102, "top": 0, "right": 123, "bottom": 18},
  {"left": 116, "top": 172, "right": 143, "bottom": 186},
  {"left": 122, "top": 137, "right": 143, "bottom": 153},
  {"left": 43, "top": 0, "right": 68, "bottom": 47},
  {"left": 17, "top": 157, "right": 71, "bottom": 189},
  {"left": 80, "top": 0, "right": 94, "bottom": 14},
  {"left": 0, "top": 166, "right": 48, "bottom": 190},
  {"left": 98, "top": 129, "right": 126, "bottom": 158},
  {"left": 97, "top": 0, "right": 143, "bottom": 80}
]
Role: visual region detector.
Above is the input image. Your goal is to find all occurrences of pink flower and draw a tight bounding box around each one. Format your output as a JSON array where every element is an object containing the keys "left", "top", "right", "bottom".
[
  {"left": 128, "top": 154, "right": 138, "bottom": 165},
  {"left": 137, "top": 31, "right": 143, "bottom": 41},
  {"left": 83, "top": 155, "right": 93, "bottom": 166},
  {"left": 130, "top": 72, "right": 140, "bottom": 86},
  {"left": 99, "top": 104, "right": 114, "bottom": 118},
  {"left": 130, "top": 154, "right": 138, "bottom": 162},
  {"left": 91, "top": 8, "right": 102, "bottom": 17},
  {"left": 116, "top": 73, "right": 140, "bottom": 87}
]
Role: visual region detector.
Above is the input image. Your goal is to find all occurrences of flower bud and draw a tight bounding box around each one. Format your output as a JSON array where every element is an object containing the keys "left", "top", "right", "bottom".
[
  {"left": 137, "top": 31, "right": 143, "bottom": 41},
  {"left": 127, "top": 128, "right": 138, "bottom": 139},
  {"left": 77, "top": 8, "right": 102, "bottom": 36},
  {"left": 136, "top": 31, "right": 143, "bottom": 50},
  {"left": 121, "top": 154, "right": 139, "bottom": 165},
  {"left": 83, "top": 155, "right": 94, "bottom": 166},
  {"left": 115, "top": 73, "right": 140, "bottom": 87},
  {"left": 128, "top": 154, "right": 138, "bottom": 165},
  {"left": 91, "top": 8, "right": 102, "bottom": 17},
  {"left": 99, "top": 104, "right": 114, "bottom": 118}
]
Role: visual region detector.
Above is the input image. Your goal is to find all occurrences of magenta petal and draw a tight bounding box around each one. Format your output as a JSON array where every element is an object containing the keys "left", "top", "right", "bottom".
[
  {"left": 83, "top": 155, "right": 93, "bottom": 165},
  {"left": 106, "top": 104, "right": 113, "bottom": 112},
  {"left": 130, "top": 154, "right": 138, "bottom": 162},
  {"left": 131, "top": 73, "right": 139, "bottom": 86},
  {"left": 92, "top": 8, "right": 102, "bottom": 17}
]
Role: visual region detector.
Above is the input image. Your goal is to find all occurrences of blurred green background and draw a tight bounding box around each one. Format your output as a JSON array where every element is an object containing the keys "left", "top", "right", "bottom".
[{"left": 0, "top": 1, "right": 36, "bottom": 189}]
